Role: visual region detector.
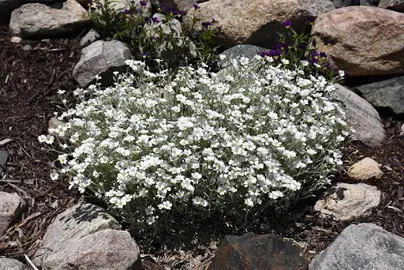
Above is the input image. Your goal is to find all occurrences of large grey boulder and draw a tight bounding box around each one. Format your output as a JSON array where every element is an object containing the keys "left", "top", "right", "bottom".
[
  {"left": 314, "top": 183, "right": 381, "bottom": 221},
  {"left": 310, "top": 223, "right": 404, "bottom": 270},
  {"left": 330, "top": 84, "right": 386, "bottom": 147},
  {"left": 355, "top": 76, "right": 404, "bottom": 115},
  {"left": 0, "top": 258, "right": 29, "bottom": 270},
  {"left": 73, "top": 40, "right": 132, "bottom": 87},
  {"left": 9, "top": 0, "right": 89, "bottom": 38},
  {"left": 379, "top": 0, "right": 404, "bottom": 11},
  {"left": 186, "top": 0, "right": 334, "bottom": 48},
  {"left": 34, "top": 203, "right": 141, "bottom": 270},
  {"left": 0, "top": 192, "right": 26, "bottom": 237},
  {"left": 312, "top": 6, "right": 404, "bottom": 76}
]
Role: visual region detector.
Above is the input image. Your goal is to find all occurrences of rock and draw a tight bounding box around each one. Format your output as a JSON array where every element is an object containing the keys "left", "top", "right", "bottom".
[
  {"left": 10, "top": 36, "right": 22, "bottom": 43},
  {"left": 348, "top": 157, "right": 383, "bottom": 181},
  {"left": 0, "top": 0, "right": 22, "bottom": 25},
  {"left": 312, "top": 6, "right": 404, "bottom": 76},
  {"left": 0, "top": 257, "right": 29, "bottom": 270},
  {"left": 40, "top": 229, "right": 141, "bottom": 270},
  {"left": 99, "top": 0, "right": 151, "bottom": 17},
  {"left": 209, "top": 232, "right": 307, "bottom": 270},
  {"left": 9, "top": 0, "right": 89, "bottom": 38},
  {"left": 310, "top": 223, "right": 404, "bottom": 270},
  {"left": 330, "top": 84, "right": 386, "bottom": 147},
  {"left": 73, "top": 40, "right": 132, "bottom": 87},
  {"left": 0, "top": 150, "right": 8, "bottom": 175},
  {"left": 22, "top": 44, "right": 31, "bottom": 51},
  {"left": 186, "top": 0, "right": 334, "bottom": 48},
  {"left": 379, "top": 0, "right": 404, "bottom": 11},
  {"left": 355, "top": 76, "right": 404, "bottom": 114},
  {"left": 155, "top": 0, "right": 196, "bottom": 12},
  {"left": 0, "top": 192, "right": 26, "bottom": 237},
  {"left": 34, "top": 203, "right": 141, "bottom": 270},
  {"left": 219, "top": 44, "right": 268, "bottom": 65},
  {"left": 80, "top": 29, "right": 100, "bottom": 47},
  {"left": 314, "top": 183, "right": 381, "bottom": 221},
  {"left": 333, "top": 0, "right": 380, "bottom": 7}
]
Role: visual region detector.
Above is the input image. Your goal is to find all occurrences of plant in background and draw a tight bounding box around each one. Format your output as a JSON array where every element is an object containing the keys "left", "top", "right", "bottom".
[
  {"left": 42, "top": 55, "right": 349, "bottom": 241},
  {"left": 88, "top": 0, "right": 221, "bottom": 70},
  {"left": 259, "top": 17, "right": 339, "bottom": 82}
]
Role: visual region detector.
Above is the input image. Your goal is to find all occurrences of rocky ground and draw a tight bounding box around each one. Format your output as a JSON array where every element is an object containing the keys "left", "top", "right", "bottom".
[{"left": 1, "top": 21, "right": 404, "bottom": 268}]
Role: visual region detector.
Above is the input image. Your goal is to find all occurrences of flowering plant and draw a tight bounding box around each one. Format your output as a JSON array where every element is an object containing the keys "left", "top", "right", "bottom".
[
  {"left": 259, "top": 18, "right": 339, "bottom": 81},
  {"left": 42, "top": 55, "right": 348, "bottom": 239},
  {"left": 88, "top": 0, "right": 220, "bottom": 69}
]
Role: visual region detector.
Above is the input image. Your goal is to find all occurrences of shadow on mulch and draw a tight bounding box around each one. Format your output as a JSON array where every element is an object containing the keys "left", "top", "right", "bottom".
[
  {"left": 0, "top": 26, "right": 80, "bottom": 259},
  {"left": 0, "top": 24, "right": 404, "bottom": 269}
]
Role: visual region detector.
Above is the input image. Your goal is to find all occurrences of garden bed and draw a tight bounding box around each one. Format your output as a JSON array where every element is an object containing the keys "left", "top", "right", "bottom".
[{"left": 1, "top": 24, "right": 404, "bottom": 268}]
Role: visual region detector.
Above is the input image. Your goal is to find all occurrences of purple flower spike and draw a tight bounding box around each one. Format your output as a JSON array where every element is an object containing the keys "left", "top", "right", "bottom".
[
  {"left": 193, "top": 4, "right": 200, "bottom": 10},
  {"left": 282, "top": 20, "right": 292, "bottom": 28},
  {"left": 140, "top": 0, "right": 147, "bottom": 7}
]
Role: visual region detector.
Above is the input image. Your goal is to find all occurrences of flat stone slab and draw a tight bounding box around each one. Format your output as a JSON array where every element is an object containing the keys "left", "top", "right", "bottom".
[
  {"left": 314, "top": 183, "right": 381, "bottom": 221},
  {"left": 209, "top": 232, "right": 307, "bottom": 270},
  {"left": 355, "top": 76, "right": 404, "bottom": 115},
  {"left": 310, "top": 223, "right": 404, "bottom": 270}
]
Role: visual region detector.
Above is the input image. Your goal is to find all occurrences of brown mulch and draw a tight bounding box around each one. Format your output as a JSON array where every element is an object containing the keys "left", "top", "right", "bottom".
[
  {"left": 0, "top": 24, "right": 404, "bottom": 269},
  {"left": 0, "top": 25, "right": 80, "bottom": 259}
]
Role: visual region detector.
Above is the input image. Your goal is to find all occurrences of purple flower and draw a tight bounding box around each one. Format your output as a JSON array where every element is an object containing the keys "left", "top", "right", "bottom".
[
  {"left": 311, "top": 39, "right": 317, "bottom": 47},
  {"left": 142, "top": 52, "right": 148, "bottom": 58},
  {"left": 282, "top": 20, "right": 292, "bottom": 28},
  {"left": 201, "top": 21, "right": 212, "bottom": 30},
  {"left": 123, "top": 8, "right": 131, "bottom": 14},
  {"left": 193, "top": 3, "right": 200, "bottom": 10},
  {"left": 259, "top": 51, "right": 268, "bottom": 57},
  {"left": 320, "top": 52, "right": 327, "bottom": 58},
  {"left": 307, "top": 16, "right": 315, "bottom": 25},
  {"left": 297, "top": 43, "right": 307, "bottom": 50},
  {"left": 150, "top": 17, "right": 160, "bottom": 23},
  {"left": 324, "top": 62, "right": 331, "bottom": 68},
  {"left": 139, "top": 0, "right": 147, "bottom": 7},
  {"left": 324, "top": 40, "right": 333, "bottom": 46}
]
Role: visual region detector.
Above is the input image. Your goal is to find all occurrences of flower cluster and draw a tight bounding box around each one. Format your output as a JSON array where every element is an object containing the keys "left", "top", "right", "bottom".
[
  {"left": 43, "top": 56, "right": 348, "bottom": 237},
  {"left": 259, "top": 17, "right": 337, "bottom": 81}
]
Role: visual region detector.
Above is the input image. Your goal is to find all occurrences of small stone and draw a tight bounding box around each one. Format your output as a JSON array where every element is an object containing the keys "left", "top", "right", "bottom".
[
  {"left": 0, "top": 192, "right": 26, "bottom": 237},
  {"left": 208, "top": 232, "right": 307, "bottom": 270},
  {"left": 22, "top": 44, "right": 31, "bottom": 51},
  {"left": 348, "top": 157, "right": 383, "bottom": 181},
  {"left": 310, "top": 223, "right": 404, "bottom": 270},
  {"left": 314, "top": 183, "right": 381, "bottom": 221},
  {"left": 10, "top": 36, "right": 22, "bottom": 43},
  {"left": 219, "top": 44, "right": 268, "bottom": 66}
]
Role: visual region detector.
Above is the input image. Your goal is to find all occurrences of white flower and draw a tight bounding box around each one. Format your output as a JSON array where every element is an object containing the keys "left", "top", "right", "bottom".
[
  {"left": 58, "top": 154, "right": 68, "bottom": 165},
  {"left": 38, "top": 135, "right": 47, "bottom": 143},
  {"left": 338, "top": 70, "right": 345, "bottom": 77},
  {"left": 158, "top": 201, "right": 172, "bottom": 210},
  {"left": 57, "top": 90, "right": 66, "bottom": 95},
  {"left": 50, "top": 171, "right": 59, "bottom": 181}
]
